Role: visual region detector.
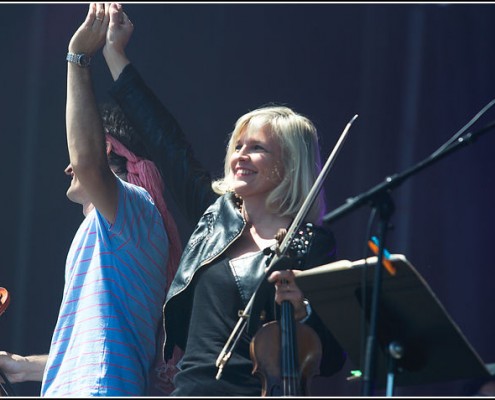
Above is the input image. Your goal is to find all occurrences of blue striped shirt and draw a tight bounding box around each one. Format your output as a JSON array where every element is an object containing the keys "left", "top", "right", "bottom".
[{"left": 41, "top": 178, "right": 169, "bottom": 396}]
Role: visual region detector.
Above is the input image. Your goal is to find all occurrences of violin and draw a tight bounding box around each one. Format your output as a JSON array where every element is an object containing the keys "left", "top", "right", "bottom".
[
  {"left": 0, "top": 287, "right": 16, "bottom": 397},
  {"left": 0, "top": 288, "right": 9, "bottom": 317},
  {"left": 250, "top": 292, "right": 322, "bottom": 396}
]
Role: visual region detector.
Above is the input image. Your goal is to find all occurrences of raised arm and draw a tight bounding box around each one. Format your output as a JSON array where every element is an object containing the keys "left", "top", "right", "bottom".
[
  {"left": 102, "top": 3, "right": 132, "bottom": 81},
  {"left": 66, "top": 3, "right": 118, "bottom": 222},
  {"left": 102, "top": 3, "right": 217, "bottom": 225}
]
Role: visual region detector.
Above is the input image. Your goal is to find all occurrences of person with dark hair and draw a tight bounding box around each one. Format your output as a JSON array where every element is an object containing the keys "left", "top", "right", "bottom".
[
  {"left": 0, "top": 4, "right": 182, "bottom": 396},
  {"left": 89, "top": 3, "right": 346, "bottom": 396}
]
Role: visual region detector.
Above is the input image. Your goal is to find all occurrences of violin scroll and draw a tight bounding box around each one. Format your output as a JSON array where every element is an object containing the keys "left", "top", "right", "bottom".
[{"left": 0, "top": 288, "right": 9, "bottom": 317}]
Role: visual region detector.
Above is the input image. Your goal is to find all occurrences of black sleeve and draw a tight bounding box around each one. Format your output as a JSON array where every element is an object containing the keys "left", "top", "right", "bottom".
[
  {"left": 109, "top": 63, "right": 217, "bottom": 225},
  {"left": 302, "top": 224, "right": 346, "bottom": 376}
]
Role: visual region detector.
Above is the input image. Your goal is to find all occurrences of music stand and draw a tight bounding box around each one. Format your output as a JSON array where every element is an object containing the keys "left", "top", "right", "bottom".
[{"left": 295, "top": 254, "right": 492, "bottom": 392}]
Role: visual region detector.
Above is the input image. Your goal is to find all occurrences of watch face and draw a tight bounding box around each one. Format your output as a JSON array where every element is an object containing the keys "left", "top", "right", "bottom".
[{"left": 78, "top": 54, "right": 90, "bottom": 67}]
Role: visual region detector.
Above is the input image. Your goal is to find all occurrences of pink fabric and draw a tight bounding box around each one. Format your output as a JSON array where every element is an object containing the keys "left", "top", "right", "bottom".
[{"left": 106, "top": 133, "right": 183, "bottom": 394}]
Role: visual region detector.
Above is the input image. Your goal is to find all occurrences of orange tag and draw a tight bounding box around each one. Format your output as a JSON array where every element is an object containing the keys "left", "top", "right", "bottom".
[{"left": 368, "top": 241, "right": 396, "bottom": 276}]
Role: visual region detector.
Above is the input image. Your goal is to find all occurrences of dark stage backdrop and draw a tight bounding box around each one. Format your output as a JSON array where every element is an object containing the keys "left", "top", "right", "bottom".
[{"left": 1, "top": 2, "right": 494, "bottom": 397}]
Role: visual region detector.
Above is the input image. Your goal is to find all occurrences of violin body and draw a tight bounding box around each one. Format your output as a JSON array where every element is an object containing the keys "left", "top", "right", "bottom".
[{"left": 250, "top": 302, "right": 322, "bottom": 396}]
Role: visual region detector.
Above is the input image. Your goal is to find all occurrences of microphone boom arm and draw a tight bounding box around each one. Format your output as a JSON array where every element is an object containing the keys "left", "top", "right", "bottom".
[{"left": 323, "top": 118, "right": 495, "bottom": 225}]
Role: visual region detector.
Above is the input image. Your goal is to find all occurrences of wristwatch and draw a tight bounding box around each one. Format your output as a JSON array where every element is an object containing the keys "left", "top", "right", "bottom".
[{"left": 66, "top": 52, "right": 91, "bottom": 68}]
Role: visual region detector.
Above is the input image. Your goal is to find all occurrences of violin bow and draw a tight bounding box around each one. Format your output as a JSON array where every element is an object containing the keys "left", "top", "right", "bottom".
[{"left": 215, "top": 114, "right": 358, "bottom": 380}]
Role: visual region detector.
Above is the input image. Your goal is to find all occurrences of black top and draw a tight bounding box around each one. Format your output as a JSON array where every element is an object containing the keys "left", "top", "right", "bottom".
[{"left": 172, "top": 252, "right": 266, "bottom": 396}]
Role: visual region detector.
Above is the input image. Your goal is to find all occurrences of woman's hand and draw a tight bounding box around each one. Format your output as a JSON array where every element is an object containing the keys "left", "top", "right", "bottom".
[
  {"left": 103, "top": 3, "right": 133, "bottom": 81},
  {"left": 104, "top": 3, "right": 133, "bottom": 57},
  {"left": 267, "top": 269, "right": 308, "bottom": 321}
]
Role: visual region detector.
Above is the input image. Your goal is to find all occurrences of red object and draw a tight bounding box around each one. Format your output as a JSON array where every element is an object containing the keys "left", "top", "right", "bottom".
[{"left": 0, "top": 287, "right": 10, "bottom": 316}]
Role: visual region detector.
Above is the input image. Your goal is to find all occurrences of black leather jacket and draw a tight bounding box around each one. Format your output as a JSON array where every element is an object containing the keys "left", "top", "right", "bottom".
[{"left": 109, "top": 64, "right": 345, "bottom": 376}]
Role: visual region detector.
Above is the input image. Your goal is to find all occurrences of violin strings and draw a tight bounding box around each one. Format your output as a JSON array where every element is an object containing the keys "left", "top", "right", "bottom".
[{"left": 281, "top": 301, "right": 301, "bottom": 395}]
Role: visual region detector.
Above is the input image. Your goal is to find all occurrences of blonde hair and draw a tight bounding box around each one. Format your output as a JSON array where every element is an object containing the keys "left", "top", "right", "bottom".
[{"left": 212, "top": 105, "right": 326, "bottom": 223}]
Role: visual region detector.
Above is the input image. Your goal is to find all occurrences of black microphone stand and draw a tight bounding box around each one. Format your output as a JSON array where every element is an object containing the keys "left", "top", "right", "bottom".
[
  {"left": 322, "top": 118, "right": 495, "bottom": 396},
  {"left": 362, "top": 190, "right": 394, "bottom": 396}
]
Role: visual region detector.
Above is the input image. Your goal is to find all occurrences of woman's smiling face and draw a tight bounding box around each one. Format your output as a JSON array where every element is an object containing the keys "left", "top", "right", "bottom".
[{"left": 229, "top": 125, "right": 283, "bottom": 201}]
